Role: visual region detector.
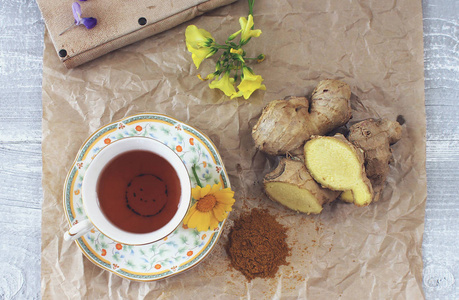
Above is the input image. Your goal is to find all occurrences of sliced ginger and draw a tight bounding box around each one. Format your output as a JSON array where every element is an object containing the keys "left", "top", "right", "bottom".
[
  {"left": 304, "top": 134, "right": 374, "bottom": 206},
  {"left": 264, "top": 158, "right": 340, "bottom": 214},
  {"left": 252, "top": 80, "right": 352, "bottom": 156}
]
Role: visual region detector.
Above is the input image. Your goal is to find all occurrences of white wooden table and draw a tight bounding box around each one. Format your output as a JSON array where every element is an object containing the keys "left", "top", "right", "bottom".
[{"left": 0, "top": 0, "right": 457, "bottom": 299}]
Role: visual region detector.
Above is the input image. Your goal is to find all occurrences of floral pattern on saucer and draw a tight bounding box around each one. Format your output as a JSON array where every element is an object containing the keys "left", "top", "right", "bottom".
[{"left": 63, "top": 113, "right": 230, "bottom": 281}]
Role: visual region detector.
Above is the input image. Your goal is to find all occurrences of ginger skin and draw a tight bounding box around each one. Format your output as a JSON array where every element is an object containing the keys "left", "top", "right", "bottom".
[
  {"left": 340, "top": 119, "right": 402, "bottom": 202},
  {"left": 304, "top": 134, "right": 374, "bottom": 206},
  {"left": 264, "top": 158, "right": 340, "bottom": 214},
  {"left": 252, "top": 80, "right": 352, "bottom": 156}
]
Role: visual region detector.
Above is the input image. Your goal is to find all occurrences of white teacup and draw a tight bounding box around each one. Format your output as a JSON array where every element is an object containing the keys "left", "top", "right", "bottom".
[{"left": 64, "top": 137, "right": 191, "bottom": 245}]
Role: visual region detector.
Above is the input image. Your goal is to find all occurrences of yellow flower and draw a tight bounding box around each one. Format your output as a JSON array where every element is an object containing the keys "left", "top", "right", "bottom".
[
  {"left": 183, "top": 183, "right": 235, "bottom": 232},
  {"left": 231, "top": 67, "right": 266, "bottom": 99},
  {"left": 209, "top": 72, "right": 237, "bottom": 97},
  {"left": 197, "top": 73, "right": 215, "bottom": 81},
  {"left": 257, "top": 54, "right": 266, "bottom": 63},
  {"left": 239, "top": 15, "right": 262, "bottom": 45},
  {"left": 185, "top": 25, "right": 217, "bottom": 69},
  {"left": 230, "top": 48, "right": 244, "bottom": 55}
]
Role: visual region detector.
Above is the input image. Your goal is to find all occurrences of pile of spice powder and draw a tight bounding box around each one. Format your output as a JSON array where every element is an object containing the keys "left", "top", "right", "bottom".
[{"left": 226, "top": 208, "right": 290, "bottom": 280}]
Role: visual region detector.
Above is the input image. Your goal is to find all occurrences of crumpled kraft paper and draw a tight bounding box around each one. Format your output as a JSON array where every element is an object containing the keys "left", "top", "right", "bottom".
[{"left": 41, "top": 0, "right": 426, "bottom": 299}]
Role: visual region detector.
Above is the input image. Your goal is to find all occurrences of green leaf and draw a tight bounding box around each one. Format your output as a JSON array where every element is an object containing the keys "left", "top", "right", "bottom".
[
  {"left": 178, "top": 246, "right": 186, "bottom": 254},
  {"left": 100, "top": 242, "right": 108, "bottom": 249},
  {"left": 166, "top": 241, "right": 178, "bottom": 248},
  {"left": 94, "top": 243, "right": 101, "bottom": 251},
  {"left": 204, "top": 173, "right": 212, "bottom": 182},
  {"left": 180, "top": 235, "right": 188, "bottom": 244},
  {"left": 126, "top": 260, "right": 135, "bottom": 267},
  {"left": 158, "top": 248, "right": 168, "bottom": 257},
  {"left": 140, "top": 249, "right": 146, "bottom": 256}
]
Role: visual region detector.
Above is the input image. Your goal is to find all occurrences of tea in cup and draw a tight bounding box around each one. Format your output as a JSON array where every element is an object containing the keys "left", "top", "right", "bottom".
[{"left": 64, "top": 137, "right": 191, "bottom": 245}]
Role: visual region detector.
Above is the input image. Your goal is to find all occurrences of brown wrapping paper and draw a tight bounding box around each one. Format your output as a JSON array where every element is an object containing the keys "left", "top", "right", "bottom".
[{"left": 41, "top": 0, "right": 426, "bottom": 298}]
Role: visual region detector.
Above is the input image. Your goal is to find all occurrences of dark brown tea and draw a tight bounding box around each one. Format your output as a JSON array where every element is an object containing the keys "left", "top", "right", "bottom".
[{"left": 96, "top": 150, "right": 181, "bottom": 234}]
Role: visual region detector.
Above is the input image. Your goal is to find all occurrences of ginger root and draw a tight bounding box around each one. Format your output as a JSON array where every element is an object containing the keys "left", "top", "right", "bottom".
[
  {"left": 252, "top": 80, "right": 352, "bottom": 156},
  {"left": 304, "top": 134, "right": 374, "bottom": 206},
  {"left": 264, "top": 158, "right": 340, "bottom": 214},
  {"left": 340, "top": 119, "right": 402, "bottom": 202}
]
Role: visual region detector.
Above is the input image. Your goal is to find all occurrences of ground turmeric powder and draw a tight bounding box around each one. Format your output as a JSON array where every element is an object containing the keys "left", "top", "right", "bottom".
[{"left": 226, "top": 209, "right": 290, "bottom": 280}]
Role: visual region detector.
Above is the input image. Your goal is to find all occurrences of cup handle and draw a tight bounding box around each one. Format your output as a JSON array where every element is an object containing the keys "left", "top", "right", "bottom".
[{"left": 64, "top": 219, "right": 94, "bottom": 241}]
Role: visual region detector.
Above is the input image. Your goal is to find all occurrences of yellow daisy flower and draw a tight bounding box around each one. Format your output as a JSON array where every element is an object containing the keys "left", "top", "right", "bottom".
[
  {"left": 239, "top": 14, "right": 262, "bottom": 45},
  {"left": 185, "top": 25, "right": 217, "bottom": 69},
  {"left": 231, "top": 67, "right": 266, "bottom": 99},
  {"left": 183, "top": 182, "right": 235, "bottom": 232},
  {"left": 209, "top": 72, "right": 238, "bottom": 97}
]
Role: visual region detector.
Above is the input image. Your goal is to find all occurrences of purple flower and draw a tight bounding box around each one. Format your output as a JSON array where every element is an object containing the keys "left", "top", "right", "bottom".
[
  {"left": 60, "top": 2, "right": 97, "bottom": 35},
  {"left": 72, "top": 2, "right": 97, "bottom": 29},
  {"left": 81, "top": 17, "right": 97, "bottom": 29}
]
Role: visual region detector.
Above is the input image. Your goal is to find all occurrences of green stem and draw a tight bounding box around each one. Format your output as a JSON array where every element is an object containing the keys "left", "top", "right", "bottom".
[
  {"left": 192, "top": 164, "right": 203, "bottom": 188},
  {"left": 248, "top": 0, "right": 254, "bottom": 16},
  {"left": 213, "top": 44, "right": 230, "bottom": 50}
]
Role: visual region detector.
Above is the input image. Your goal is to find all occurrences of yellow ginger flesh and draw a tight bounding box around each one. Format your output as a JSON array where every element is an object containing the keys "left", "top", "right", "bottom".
[
  {"left": 265, "top": 182, "right": 324, "bottom": 214},
  {"left": 304, "top": 136, "right": 373, "bottom": 206}
]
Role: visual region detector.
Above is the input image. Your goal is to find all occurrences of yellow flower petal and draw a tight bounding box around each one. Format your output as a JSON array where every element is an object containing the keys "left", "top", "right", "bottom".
[
  {"left": 185, "top": 25, "right": 214, "bottom": 49},
  {"left": 186, "top": 181, "right": 235, "bottom": 231},
  {"left": 183, "top": 204, "right": 197, "bottom": 224},
  {"left": 233, "top": 67, "right": 266, "bottom": 100},
  {"left": 239, "top": 15, "right": 262, "bottom": 44},
  {"left": 215, "top": 193, "right": 235, "bottom": 205},
  {"left": 196, "top": 212, "right": 212, "bottom": 232},
  {"left": 230, "top": 48, "right": 244, "bottom": 55},
  {"left": 210, "top": 182, "right": 222, "bottom": 194},
  {"left": 192, "top": 186, "right": 202, "bottom": 200},
  {"left": 212, "top": 202, "right": 228, "bottom": 221},
  {"left": 209, "top": 72, "right": 237, "bottom": 97},
  {"left": 185, "top": 25, "right": 216, "bottom": 69},
  {"left": 220, "top": 187, "right": 235, "bottom": 195},
  {"left": 200, "top": 184, "right": 212, "bottom": 197},
  {"left": 187, "top": 210, "right": 203, "bottom": 229},
  {"left": 187, "top": 47, "right": 215, "bottom": 69},
  {"left": 209, "top": 215, "right": 220, "bottom": 229}
]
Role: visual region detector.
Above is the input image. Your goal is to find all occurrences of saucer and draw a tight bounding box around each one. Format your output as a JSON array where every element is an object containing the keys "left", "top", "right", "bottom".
[{"left": 63, "top": 113, "right": 230, "bottom": 281}]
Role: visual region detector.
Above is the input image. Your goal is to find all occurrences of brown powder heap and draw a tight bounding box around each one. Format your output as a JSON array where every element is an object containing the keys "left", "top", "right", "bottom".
[{"left": 226, "top": 208, "right": 290, "bottom": 280}]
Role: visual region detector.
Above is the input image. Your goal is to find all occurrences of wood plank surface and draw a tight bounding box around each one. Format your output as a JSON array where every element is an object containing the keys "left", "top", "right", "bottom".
[
  {"left": 422, "top": 0, "right": 459, "bottom": 297},
  {"left": 0, "top": 0, "right": 458, "bottom": 299}
]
